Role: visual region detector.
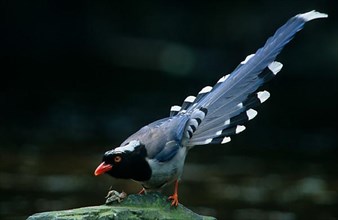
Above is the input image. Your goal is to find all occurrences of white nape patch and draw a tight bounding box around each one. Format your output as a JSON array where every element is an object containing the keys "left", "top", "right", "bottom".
[
  {"left": 237, "top": 103, "right": 243, "bottom": 108},
  {"left": 235, "top": 125, "right": 246, "bottom": 134},
  {"left": 199, "top": 86, "right": 212, "bottom": 94},
  {"left": 171, "top": 105, "right": 181, "bottom": 112},
  {"left": 114, "top": 140, "right": 141, "bottom": 153},
  {"left": 246, "top": 109, "right": 258, "bottom": 120},
  {"left": 221, "top": 137, "right": 231, "bottom": 144},
  {"left": 216, "top": 130, "right": 222, "bottom": 136},
  {"left": 297, "top": 10, "right": 328, "bottom": 22},
  {"left": 257, "top": 91, "right": 270, "bottom": 103},
  {"left": 204, "top": 138, "right": 212, "bottom": 144},
  {"left": 268, "top": 61, "right": 283, "bottom": 75},
  {"left": 217, "top": 74, "right": 230, "bottom": 83},
  {"left": 224, "top": 119, "right": 230, "bottom": 125},
  {"left": 240, "top": 54, "right": 255, "bottom": 64},
  {"left": 184, "top": 96, "right": 196, "bottom": 103}
]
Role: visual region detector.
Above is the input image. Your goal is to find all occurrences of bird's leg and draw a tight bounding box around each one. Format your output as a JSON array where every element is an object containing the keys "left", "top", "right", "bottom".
[
  {"left": 138, "top": 187, "right": 146, "bottom": 195},
  {"left": 168, "top": 180, "right": 179, "bottom": 207}
]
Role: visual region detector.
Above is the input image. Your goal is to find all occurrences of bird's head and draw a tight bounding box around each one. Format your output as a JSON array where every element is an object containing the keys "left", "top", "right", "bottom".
[{"left": 94, "top": 140, "right": 151, "bottom": 181}]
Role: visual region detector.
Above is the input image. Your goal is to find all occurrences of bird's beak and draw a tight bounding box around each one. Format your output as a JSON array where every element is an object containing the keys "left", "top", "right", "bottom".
[{"left": 94, "top": 162, "right": 113, "bottom": 176}]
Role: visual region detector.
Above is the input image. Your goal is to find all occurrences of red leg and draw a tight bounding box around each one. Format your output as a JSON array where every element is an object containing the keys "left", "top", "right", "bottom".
[
  {"left": 138, "top": 188, "right": 145, "bottom": 195},
  {"left": 168, "top": 180, "right": 179, "bottom": 207}
]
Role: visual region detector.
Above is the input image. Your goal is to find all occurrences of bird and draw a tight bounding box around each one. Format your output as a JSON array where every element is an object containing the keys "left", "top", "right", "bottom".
[{"left": 94, "top": 10, "right": 327, "bottom": 206}]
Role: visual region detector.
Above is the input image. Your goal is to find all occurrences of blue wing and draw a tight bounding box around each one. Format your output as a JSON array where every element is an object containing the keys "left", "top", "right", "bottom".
[
  {"left": 122, "top": 115, "right": 190, "bottom": 162},
  {"left": 154, "top": 140, "right": 180, "bottom": 162}
]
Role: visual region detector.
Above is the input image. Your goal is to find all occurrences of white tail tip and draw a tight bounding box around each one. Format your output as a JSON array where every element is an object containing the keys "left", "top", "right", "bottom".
[
  {"left": 268, "top": 61, "right": 283, "bottom": 75},
  {"left": 170, "top": 105, "right": 181, "bottom": 112},
  {"left": 297, "top": 10, "right": 328, "bottom": 22},
  {"left": 257, "top": 91, "right": 271, "bottom": 103},
  {"left": 235, "top": 125, "right": 246, "bottom": 134},
  {"left": 221, "top": 137, "right": 231, "bottom": 144},
  {"left": 246, "top": 109, "right": 258, "bottom": 120}
]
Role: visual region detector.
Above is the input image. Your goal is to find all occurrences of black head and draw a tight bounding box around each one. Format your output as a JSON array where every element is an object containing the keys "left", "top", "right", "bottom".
[{"left": 94, "top": 141, "right": 151, "bottom": 182}]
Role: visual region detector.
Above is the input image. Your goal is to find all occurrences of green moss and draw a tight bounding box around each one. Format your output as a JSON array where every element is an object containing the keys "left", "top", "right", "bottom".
[{"left": 27, "top": 192, "right": 216, "bottom": 220}]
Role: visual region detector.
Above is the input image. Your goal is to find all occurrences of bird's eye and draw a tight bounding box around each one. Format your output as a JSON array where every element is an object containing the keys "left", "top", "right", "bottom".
[{"left": 114, "top": 156, "right": 122, "bottom": 163}]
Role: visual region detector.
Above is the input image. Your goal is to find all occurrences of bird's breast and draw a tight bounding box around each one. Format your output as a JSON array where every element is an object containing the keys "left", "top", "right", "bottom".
[{"left": 140, "top": 147, "right": 187, "bottom": 190}]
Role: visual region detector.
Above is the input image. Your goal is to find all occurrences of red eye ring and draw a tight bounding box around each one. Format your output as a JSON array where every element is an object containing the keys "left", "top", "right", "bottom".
[{"left": 114, "top": 156, "right": 122, "bottom": 163}]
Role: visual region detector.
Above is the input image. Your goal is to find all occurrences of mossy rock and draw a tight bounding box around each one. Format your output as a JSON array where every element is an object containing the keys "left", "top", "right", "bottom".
[{"left": 27, "top": 192, "right": 216, "bottom": 220}]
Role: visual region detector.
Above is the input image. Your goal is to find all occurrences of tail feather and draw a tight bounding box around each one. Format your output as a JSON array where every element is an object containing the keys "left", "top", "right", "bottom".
[
  {"left": 170, "top": 11, "right": 327, "bottom": 147},
  {"left": 190, "top": 88, "right": 270, "bottom": 139},
  {"left": 170, "top": 105, "right": 181, "bottom": 117},
  {"left": 194, "top": 61, "right": 278, "bottom": 132},
  {"left": 181, "top": 96, "right": 196, "bottom": 110}
]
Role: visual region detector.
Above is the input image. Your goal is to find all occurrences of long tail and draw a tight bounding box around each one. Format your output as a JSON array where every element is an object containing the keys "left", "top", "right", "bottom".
[{"left": 169, "top": 10, "right": 327, "bottom": 147}]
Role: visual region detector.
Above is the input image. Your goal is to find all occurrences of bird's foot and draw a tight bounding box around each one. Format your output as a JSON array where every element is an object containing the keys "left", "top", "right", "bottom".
[
  {"left": 168, "top": 179, "right": 179, "bottom": 207},
  {"left": 168, "top": 193, "right": 179, "bottom": 207}
]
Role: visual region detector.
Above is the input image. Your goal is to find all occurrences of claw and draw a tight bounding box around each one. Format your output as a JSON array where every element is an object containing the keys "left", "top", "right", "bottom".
[
  {"left": 168, "top": 193, "right": 179, "bottom": 206},
  {"left": 138, "top": 188, "right": 145, "bottom": 195},
  {"left": 168, "top": 180, "right": 179, "bottom": 207}
]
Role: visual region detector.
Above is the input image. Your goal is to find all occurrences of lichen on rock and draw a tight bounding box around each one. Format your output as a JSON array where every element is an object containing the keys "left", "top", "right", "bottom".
[{"left": 27, "top": 192, "right": 216, "bottom": 220}]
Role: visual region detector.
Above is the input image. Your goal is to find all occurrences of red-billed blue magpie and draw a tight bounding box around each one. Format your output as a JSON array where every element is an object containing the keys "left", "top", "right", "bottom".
[{"left": 95, "top": 11, "right": 327, "bottom": 206}]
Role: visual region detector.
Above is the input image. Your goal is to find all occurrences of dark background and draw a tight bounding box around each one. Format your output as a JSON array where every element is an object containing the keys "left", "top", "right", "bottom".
[{"left": 1, "top": 1, "right": 337, "bottom": 219}]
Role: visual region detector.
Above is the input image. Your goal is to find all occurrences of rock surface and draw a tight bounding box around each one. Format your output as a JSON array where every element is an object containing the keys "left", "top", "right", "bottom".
[{"left": 27, "top": 192, "right": 216, "bottom": 220}]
